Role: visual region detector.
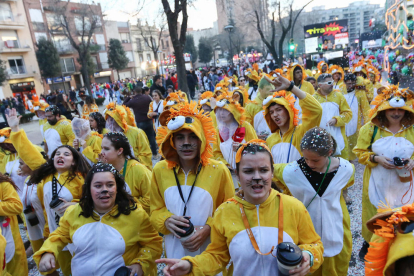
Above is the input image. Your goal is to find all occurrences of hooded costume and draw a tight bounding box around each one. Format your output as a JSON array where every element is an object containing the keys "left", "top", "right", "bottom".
[
  {"left": 30, "top": 100, "right": 49, "bottom": 140},
  {"left": 367, "top": 65, "right": 382, "bottom": 101},
  {"left": 104, "top": 103, "right": 152, "bottom": 170},
  {"left": 151, "top": 101, "right": 234, "bottom": 259},
  {"left": 212, "top": 94, "right": 258, "bottom": 188},
  {"left": 43, "top": 114, "right": 75, "bottom": 158},
  {"left": 245, "top": 68, "right": 261, "bottom": 100},
  {"left": 315, "top": 61, "right": 328, "bottom": 80},
  {"left": 329, "top": 65, "right": 346, "bottom": 93},
  {"left": 313, "top": 89, "right": 352, "bottom": 159},
  {"left": 365, "top": 203, "right": 414, "bottom": 276},
  {"left": 352, "top": 61, "right": 374, "bottom": 102},
  {"left": 353, "top": 85, "right": 414, "bottom": 243},
  {"left": 232, "top": 88, "right": 250, "bottom": 108},
  {"left": 71, "top": 118, "right": 102, "bottom": 166},
  {"left": 263, "top": 90, "right": 322, "bottom": 164},
  {"left": 288, "top": 63, "right": 316, "bottom": 123},
  {"left": 0, "top": 181, "right": 27, "bottom": 276},
  {"left": 81, "top": 102, "right": 99, "bottom": 120},
  {"left": 344, "top": 76, "right": 371, "bottom": 160},
  {"left": 181, "top": 140, "right": 324, "bottom": 275}
]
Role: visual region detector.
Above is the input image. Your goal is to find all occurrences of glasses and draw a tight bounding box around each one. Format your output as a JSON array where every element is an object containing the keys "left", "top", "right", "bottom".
[
  {"left": 319, "top": 80, "right": 333, "bottom": 85},
  {"left": 240, "top": 79, "right": 245, "bottom": 81}
]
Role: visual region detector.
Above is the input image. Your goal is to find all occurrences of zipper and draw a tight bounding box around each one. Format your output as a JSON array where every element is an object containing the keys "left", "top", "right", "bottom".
[{"left": 256, "top": 205, "right": 265, "bottom": 274}]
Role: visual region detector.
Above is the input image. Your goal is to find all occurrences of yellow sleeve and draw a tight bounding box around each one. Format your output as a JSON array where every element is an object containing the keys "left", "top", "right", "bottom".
[
  {"left": 33, "top": 209, "right": 73, "bottom": 275},
  {"left": 147, "top": 102, "right": 154, "bottom": 119},
  {"left": 82, "top": 136, "right": 102, "bottom": 164},
  {"left": 244, "top": 103, "right": 257, "bottom": 126},
  {"left": 37, "top": 182, "right": 50, "bottom": 238},
  {"left": 130, "top": 209, "right": 163, "bottom": 274},
  {"left": 136, "top": 129, "right": 153, "bottom": 171},
  {"left": 10, "top": 129, "right": 46, "bottom": 170},
  {"left": 183, "top": 208, "right": 230, "bottom": 275},
  {"left": 352, "top": 123, "right": 378, "bottom": 168},
  {"left": 0, "top": 229, "right": 5, "bottom": 276},
  {"left": 345, "top": 164, "right": 355, "bottom": 189},
  {"left": 149, "top": 167, "right": 174, "bottom": 235},
  {"left": 91, "top": 104, "right": 99, "bottom": 113},
  {"left": 298, "top": 93, "right": 323, "bottom": 136},
  {"left": 212, "top": 133, "right": 228, "bottom": 166},
  {"left": 128, "top": 163, "right": 151, "bottom": 215},
  {"left": 272, "top": 163, "right": 292, "bottom": 195},
  {"left": 333, "top": 94, "right": 352, "bottom": 127},
  {"left": 244, "top": 122, "right": 258, "bottom": 141},
  {"left": 358, "top": 92, "right": 370, "bottom": 125},
  {"left": 265, "top": 133, "right": 279, "bottom": 149},
  {"left": 63, "top": 122, "right": 76, "bottom": 146},
  {"left": 0, "top": 182, "right": 23, "bottom": 217}
]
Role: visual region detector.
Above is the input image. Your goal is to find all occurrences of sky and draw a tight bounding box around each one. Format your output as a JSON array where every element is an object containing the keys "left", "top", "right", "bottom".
[{"left": 102, "top": 0, "right": 385, "bottom": 30}]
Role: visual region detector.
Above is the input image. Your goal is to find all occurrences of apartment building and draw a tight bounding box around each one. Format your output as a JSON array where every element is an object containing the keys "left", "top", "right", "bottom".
[
  {"left": 23, "top": 0, "right": 113, "bottom": 91},
  {"left": 0, "top": 0, "right": 43, "bottom": 99},
  {"left": 105, "top": 21, "right": 136, "bottom": 80}
]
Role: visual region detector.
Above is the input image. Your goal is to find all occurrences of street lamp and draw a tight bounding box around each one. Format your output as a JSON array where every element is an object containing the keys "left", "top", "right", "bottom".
[{"left": 224, "top": 24, "right": 234, "bottom": 66}]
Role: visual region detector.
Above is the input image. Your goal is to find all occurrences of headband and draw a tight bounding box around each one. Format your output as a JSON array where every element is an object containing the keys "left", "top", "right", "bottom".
[
  {"left": 91, "top": 162, "right": 119, "bottom": 176},
  {"left": 235, "top": 139, "right": 272, "bottom": 164},
  {"left": 104, "top": 132, "right": 129, "bottom": 143},
  {"left": 45, "top": 105, "right": 60, "bottom": 115}
]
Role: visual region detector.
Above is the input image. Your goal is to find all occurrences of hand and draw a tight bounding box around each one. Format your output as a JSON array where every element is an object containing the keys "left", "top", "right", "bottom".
[
  {"left": 57, "top": 198, "right": 76, "bottom": 214},
  {"left": 5, "top": 108, "right": 21, "bottom": 132},
  {"left": 156, "top": 259, "right": 191, "bottom": 276},
  {"left": 73, "top": 139, "right": 79, "bottom": 150},
  {"left": 181, "top": 225, "right": 211, "bottom": 252},
  {"left": 165, "top": 215, "right": 191, "bottom": 238},
  {"left": 404, "top": 158, "right": 414, "bottom": 171},
  {"left": 127, "top": 263, "right": 143, "bottom": 276},
  {"left": 38, "top": 253, "right": 56, "bottom": 272},
  {"left": 376, "top": 156, "right": 396, "bottom": 169},
  {"left": 150, "top": 112, "right": 158, "bottom": 118},
  {"left": 258, "top": 134, "right": 268, "bottom": 140},
  {"left": 98, "top": 153, "right": 107, "bottom": 163},
  {"left": 326, "top": 118, "right": 337, "bottom": 126},
  {"left": 264, "top": 74, "right": 291, "bottom": 91},
  {"left": 232, "top": 142, "right": 240, "bottom": 152},
  {"left": 289, "top": 252, "right": 310, "bottom": 276}
]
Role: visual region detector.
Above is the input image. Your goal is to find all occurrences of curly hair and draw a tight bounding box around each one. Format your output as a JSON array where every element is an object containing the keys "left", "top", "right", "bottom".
[
  {"left": 103, "top": 132, "right": 139, "bottom": 162},
  {"left": 89, "top": 112, "right": 106, "bottom": 134}
]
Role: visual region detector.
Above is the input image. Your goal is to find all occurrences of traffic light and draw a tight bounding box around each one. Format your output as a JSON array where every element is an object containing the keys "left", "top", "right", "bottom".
[{"left": 288, "top": 39, "right": 295, "bottom": 57}]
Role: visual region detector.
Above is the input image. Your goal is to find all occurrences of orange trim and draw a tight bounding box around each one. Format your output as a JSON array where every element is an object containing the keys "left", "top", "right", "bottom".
[{"left": 235, "top": 139, "right": 271, "bottom": 164}]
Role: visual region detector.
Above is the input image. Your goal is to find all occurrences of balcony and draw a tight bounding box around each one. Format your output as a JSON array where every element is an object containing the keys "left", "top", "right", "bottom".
[
  {"left": 93, "top": 62, "right": 109, "bottom": 71},
  {"left": 0, "top": 40, "right": 31, "bottom": 53},
  {"left": 32, "top": 22, "right": 46, "bottom": 32},
  {"left": 0, "top": 16, "right": 25, "bottom": 30},
  {"left": 90, "top": 43, "right": 105, "bottom": 53},
  {"left": 56, "top": 44, "right": 75, "bottom": 54},
  {"left": 6, "top": 66, "right": 36, "bottom": 79}
]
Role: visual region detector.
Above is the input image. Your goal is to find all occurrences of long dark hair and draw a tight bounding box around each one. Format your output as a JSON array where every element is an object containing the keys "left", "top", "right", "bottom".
[
  {"left": 29, "top": 145, "right": 91, "bottom": 184},
  {"left": 79, "top": 165, "right": 136, "bottom": 220},
  {"left": 103, "top": 132, "right": 139, "bottom": 162},
  {"left": 89, "top": 112, "right": 106, "bottom": 134},
  {"left": 85, "top": 96, "right": 95, "bottom": 108},
  {"left": 0, "top": 173, "right": 18, "bottom": 191},
  {"left": 376, "top": 109, "right": 413, "bottom": 128}
]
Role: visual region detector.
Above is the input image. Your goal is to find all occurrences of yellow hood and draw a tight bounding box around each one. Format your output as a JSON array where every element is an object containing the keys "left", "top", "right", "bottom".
[
  {"left": 156, "top": 101, "right": 216, "bottom": 169},
  {"left": 214, "top": 93, "right": 245, "bottom": 126},
  {"left": 199, "top": 91, "right": 214, "bottom": 108},
  {"left": 367, "top": 65, "right": 380, "bottom": 83},
  {"left": 245, "top": 68, "right": 261, "bottom": 83},
  {"left": 232, "top": 88, "right": 250, "bottom": 107},
  {"left": 104, "top": 102, "right": 129, "bottom": 131},
  {"left": 30, "top": 100, "right": 49, "bottom": 114},
  {"left": 317, "top": 61, "right": 328, "bottom": 74},
  {"left": 288, "top": 63, "right": 307, "bottom": 82},
  {"left": 329, "top": 65, "right": 344, "bottom": 81},
  {"left": 164, "top": 92, "right": 186, "bottom": 110},
  {"left": 262, "top": 91, "right": 299, "bottom": 133},
  {"left": 0, "top": 128, "right": 11, "bottom": 144},
  {"left": 352, "top": 61, "right": 368, "bottom": 77}
]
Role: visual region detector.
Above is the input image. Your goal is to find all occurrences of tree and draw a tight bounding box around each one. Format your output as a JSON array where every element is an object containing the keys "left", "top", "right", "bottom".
[
  {"left": 35, "top": 37, "right": 62, "bottom": 78},
  {"left": 77, "top": 48, "right": 96, "bottom": 78},
  {"left": 184, "top": 34, "right": 198, "bottom": 63},
  {"left": 161, "top": 0, "right": 189, "bottom": 96},
  {"left": 0, "top": 60, "right": 7, "bottom": 86},
  {"left": 108, "top": 38, "right": 129, "bottom": 80},
  {"left": 198, "top": 37, "right": 213, "bottom": 66},
  {"left": 46, "top": 1, "right": 102, "bottom": 90},
  {"left": 136, "top": 19, "right": 166, "bottom": 75}
]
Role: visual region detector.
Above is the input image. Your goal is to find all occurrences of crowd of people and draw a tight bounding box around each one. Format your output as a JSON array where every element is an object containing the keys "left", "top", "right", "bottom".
[{"left": 0, "top": 55, "right": 413, "bottom": 276}]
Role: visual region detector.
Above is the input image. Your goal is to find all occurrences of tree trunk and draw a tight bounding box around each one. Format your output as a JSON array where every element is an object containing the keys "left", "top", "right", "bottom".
[
  {"left": 80, "top": 57, "right": 91, "bottom": 92},
  {"left": 117, "top": 70, "right": 120, "bottom": 81},
  {"left": 175, "top": 46, "right": 188, "bottom": 97},
  {"left": 153, "top": 50, "right": 160, "bottom": 75}
]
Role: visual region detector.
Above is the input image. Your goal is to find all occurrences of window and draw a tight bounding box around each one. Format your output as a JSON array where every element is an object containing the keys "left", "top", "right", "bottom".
[
  {"left": 139, "top": 54, "right": 143, "bottom": 63},
  {"left": 120, "top": 33, "right": 130, "bottom": 43},
  {"left": 34, "top": 32, "right": 47, "bottom": 43},
  {"left": 125, "top": 51, "right": 133, "bottom": 62},
  {"left": 53, "top": 35, "right": 72, "bottom": 52},
  {"left": 60, "top": 58, "right": 75, "bottom": 73},
  {"left": 74, "top": 16, "right": 91, "bottom": 32},
  {"left": 2, "top": 30, "right": 19, "bottom": 48},
  {"left": 29, "top": 9, "right": 43, "bottom": 22},
  {"left": 166, "top": 40, "right": 169, "bottom": 47},
  {"left": 161, "top": 39, "right": 164, "bottom": 48},
  {"left": 146, "top": 54, "right": 151, "bottom": 61},
  {"left": 0, "top": 3, "right": 13, "bottom": 21},
  {"left": 8, "top": 57, "right": 26, "bottom": 75},
  {"left": 46, "top": 13, "right": 63, "bottom": 32},
  {"left": 136, "top": 38, "right": 142, "bottom": 50},
  {"left": 163, "top": 53, "right": 166, "bottom": 59}
]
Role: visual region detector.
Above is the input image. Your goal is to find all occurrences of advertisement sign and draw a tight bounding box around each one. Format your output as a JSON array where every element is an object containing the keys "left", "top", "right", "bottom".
[
  {"left": 335, "top": 33, "right": 349, "bottom": 45},
  {"left": 304, "top": 19, "right": 349, "bottom": 54},
  {"left": 53, "top": 77, "right": 63, "bottom": 83},
  {"left": 304, "top": 20, "right": 348, "bottom": 38},
  {"left": 45, "top": 78, "right": 52, "bottom": 84},
  {"left": 305, "top": 37, "right": 319, "bottom": 54},
  {"left": 63, "top": 76, "right": 72, "bottom": 82},
  {"left": 362, "top": 39, "right": 382, "bottom": 49}
]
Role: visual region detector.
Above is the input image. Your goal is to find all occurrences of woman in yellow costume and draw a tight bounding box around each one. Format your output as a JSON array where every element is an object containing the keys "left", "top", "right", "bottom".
[
  {"left": 313, "top": 73, "right": 352, "bottom": 160},
  {"left": 71, "top": 117, "right": 102, "bottom": 165},
  {"left": 0, "top": 175, "right": 27, "bottom": 276},
  {"left": 99, "top": 132, "right": 151, "bottom": 214},
  {"left": 104, "top": 103, "right": 152, "bottom": 170},
  {"left": 343, "top": 75, "right": 370, "bottom": 160},
  {"left": 232, "top": 87, "right": 250, "bottom": 107},
  {"left": 365, "top": 203, "right": 414, "bottom": 276},
  {"left": 198, "top": 91, "right": 214, "bottom": 114},
  {"left": 367, "top": 65, "right": 382, "bottom": 100},
  {"left": 81, "top": 96, "right": 99, "bottom": 120},
  {"left": 352, "top": 61, "right": 374, "bottom": 102},
  {"left": 245, "top": 67, "right": 261, "bottom": 100},
  {"left": 30, "top": 99, "right": 49, "bottom": 139},
  {"left": 212, "top": 93, "right": 257, "bottom": 189},
  {"left": 34, "top": 162, "right": 162, "bottom": 276},
  {"left": 263, "top": 74, "right": 322, "bottom": 164},
  {"left": 314, "top": 61, "right": 328, "bottom": 80},
  {"left": 329, "top": 65, "right": 346, "bottom": 93},
  {"left": 353, "top": 85, "right": 414, "bottom": 260},
  {"left": 157, "top": 139, "right": 324, "bottom": 276},
  {"left": 88, "top": 111, "right": 108, "bottom": 135},
  {"left": 274, "top": 128, "right": 355, "bottom": 276}
]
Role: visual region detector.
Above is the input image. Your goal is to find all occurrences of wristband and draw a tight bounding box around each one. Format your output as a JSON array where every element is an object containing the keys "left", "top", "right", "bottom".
[
  {"left": 302, "top": 250, "right": 314, "bottom": 267},
  {"left": 286, "top": 81, "right": 295, "bottom": 91},
  {"left": 185, "top": 260, "right": 193, "bottom": 272},
  {"left": 371, "top": 154, "right": 378, "bottom": 163}
]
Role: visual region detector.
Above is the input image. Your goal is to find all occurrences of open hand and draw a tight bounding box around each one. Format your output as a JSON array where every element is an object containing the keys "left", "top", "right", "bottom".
[
  {"left": 156, "top": 259, "right": 191, "bottom": 276},
  {"left": 5, "top": 108, "right": 21, "bottom": 132}
]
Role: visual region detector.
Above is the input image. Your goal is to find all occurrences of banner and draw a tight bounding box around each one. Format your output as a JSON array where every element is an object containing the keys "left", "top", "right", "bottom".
[
  {"left": 304, "top": 19, "right": 348, "bottom": 39},
  {"left": 304, "top": 19, "right": 349, "bottom": 54}
]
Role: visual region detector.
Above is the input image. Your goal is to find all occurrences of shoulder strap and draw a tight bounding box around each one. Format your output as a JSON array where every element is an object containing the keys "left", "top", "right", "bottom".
[{"left": 368, "top": 125, "right": 378, "bottom": 151}]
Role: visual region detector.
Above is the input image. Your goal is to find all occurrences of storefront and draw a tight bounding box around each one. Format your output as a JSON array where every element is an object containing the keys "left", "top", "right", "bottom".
[
  {"left": 10, "top": 81, "right": 36, "bottom": 98},
  {"left": 45, "top": 76, "right": 73, "bottom": 93},
  {"left": 93, "top": 71, "right": 112, "bottom": 84}
]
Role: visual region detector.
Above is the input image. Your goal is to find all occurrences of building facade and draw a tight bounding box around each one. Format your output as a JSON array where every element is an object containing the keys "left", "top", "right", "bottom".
[
  {"left": 22, "top": 0, "right": 113, "bottom": 92},
  {"left": 0, "top": 0, "right": 43, "bottom": 99},
  {"left": 105, "top": 21, "right": 136, "bottom": 80}
]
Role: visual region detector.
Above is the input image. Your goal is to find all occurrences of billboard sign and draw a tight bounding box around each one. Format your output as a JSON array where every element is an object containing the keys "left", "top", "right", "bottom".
[{"left": 304, "top": 19, "right": 349, "bottom": 54}]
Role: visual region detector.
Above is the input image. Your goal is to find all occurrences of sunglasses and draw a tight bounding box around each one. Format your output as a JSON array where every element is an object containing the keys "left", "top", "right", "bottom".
[
  {"left": 320, "top": 81, "right": 334, "bottom": 85},
  {"left": 240, "top": 79, "right": 245, "bottom": 81}
]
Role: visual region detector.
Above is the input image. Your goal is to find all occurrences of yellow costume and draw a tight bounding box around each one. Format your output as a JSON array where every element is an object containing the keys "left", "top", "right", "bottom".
[
  {"left": 120, "top": 159, "right": 151, "bottom": 214},
  {"left": 353, "top": 85, "right": 414, "bottom": 243},
  {"left": 80, "top": 132, "right": 102, "bottom": 165},
  {"left": 151, "top": 101, "right": 235, "bottom": 259},
  {"left": 329, "top": 65, "right": 346, "bottom": 92},
  {"left": 288, "top": 63, "right": 315, "bottom": 95},
  {"left": 314, "top": 90, "right": 352, "bottom": 159},
  {"left": 264, "top": 91, "right": 322, "bottom": 164},
  {"left": 274, "top": 159, "right": 355, "bottom": 276},
  {"left": 0, "top": 181, "right": 27, "bottom": 276},
  {"left": 198, "top": 91, "right": 214, "bottom": 112},
  {"left": 314, "top": 61, "right": 328, "bottom": 80},
  {"left": 81, "top": 103, "right": 99, "bottom": 120},
  {"left": 245, "top": 68, "right": 261, "bottom": 100},
  {"left": 30, "top": 100, "right": 49, "bottom": 140},
  {"left": 104, "top": 103, "right": 152, "bottom": 170},
  {"left": 344, "top": 76, "right": 370, "bottom": 160},
  {"left": 182, "top": 189, "right": 324, "bottom": 275},
  {"left": 33, "top": 204, "right": 162, "bottom": 275},
  {"left": 367, "top": 65, "right": 382, "bottom": 101},
  {"left": 352, "top": 61, "right": 374, "bottom": 102},
  {"left": 0, "top": 228, "right": 5, "bottom": 276},
  {"left": 43, "top": 119, "right": 75, "bottom": 156}
]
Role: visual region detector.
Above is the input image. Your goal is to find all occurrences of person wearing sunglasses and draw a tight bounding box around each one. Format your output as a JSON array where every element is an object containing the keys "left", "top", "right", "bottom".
[
  {"left": 313, "top": 73, "right": 352, "bottom": 160},
  {"left": 238, "top": 77, "right": 246, "bottom": 88}
]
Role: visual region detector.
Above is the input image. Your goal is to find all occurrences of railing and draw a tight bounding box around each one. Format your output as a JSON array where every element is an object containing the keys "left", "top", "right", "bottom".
[
  {"left": 7, "top": 66, "right": 27, "bottom": 75},
  {"left": 0, "top": 40, "right": 31, "bottom": 52}
]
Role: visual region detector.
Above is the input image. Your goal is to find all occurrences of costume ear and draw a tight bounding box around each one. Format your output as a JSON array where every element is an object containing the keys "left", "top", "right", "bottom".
[{"left": 159, "top": 110, "right": 171, "bottom": 127}]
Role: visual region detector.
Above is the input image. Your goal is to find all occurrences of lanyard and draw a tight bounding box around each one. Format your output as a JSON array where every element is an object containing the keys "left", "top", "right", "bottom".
[
  {"left": 239, "top": 193, "right": 283, "bottom": 256},
  {"left": 306, "top": 157, "right": 331, "bottom": 208},
  {"left": 173, "top": 164, "right": 202, "bottom": 216},
  {"left": 122, "top": 159, "right": 128, "bottom": 178},
  {"left": 286, "top": 127, "right": 296, "bottom": 163}
]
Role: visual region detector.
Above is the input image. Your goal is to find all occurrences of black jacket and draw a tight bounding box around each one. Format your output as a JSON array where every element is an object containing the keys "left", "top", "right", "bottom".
[{"left": 186, "top": 74, "right": 196, "bottom": 90}]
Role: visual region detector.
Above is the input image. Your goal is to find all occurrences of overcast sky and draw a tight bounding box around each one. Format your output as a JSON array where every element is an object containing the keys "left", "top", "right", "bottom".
[{"left": 102, "top": 0, "right": 385, "bottom": 30}]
